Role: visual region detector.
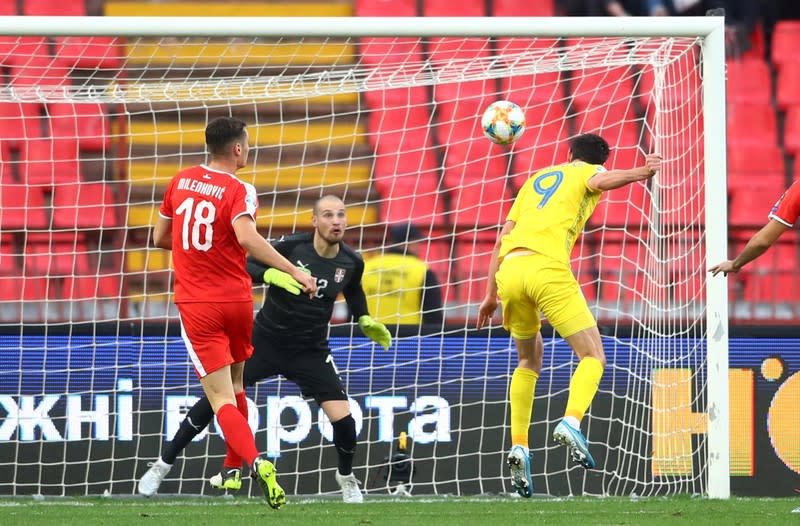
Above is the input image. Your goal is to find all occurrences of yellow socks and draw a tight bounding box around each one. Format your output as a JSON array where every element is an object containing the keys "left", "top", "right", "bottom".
[
  {"left": 509, "top": 367, "right": 539, "bottom": 447},
  {"left": 564, "top": 357, "right": 604, "bottom": 423}
]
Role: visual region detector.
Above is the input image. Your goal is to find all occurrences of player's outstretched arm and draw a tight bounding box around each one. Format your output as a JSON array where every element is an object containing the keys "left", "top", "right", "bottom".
[
  {"left": 587, "top": 154, "right": 662, "bottom": 192},
  {"left": 477, "top": 220, "right": 515, "bottom": 330},
  {"left": 709, "top": 219, "right": 789, "bottom": 276},
  {"left": 232, "top": 216, "right": 317, "bottom": 295}
]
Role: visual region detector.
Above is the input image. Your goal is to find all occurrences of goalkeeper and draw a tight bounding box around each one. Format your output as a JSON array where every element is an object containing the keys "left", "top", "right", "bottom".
[{"left": 139, "top": 195, "right": 391, "bottom": 504}]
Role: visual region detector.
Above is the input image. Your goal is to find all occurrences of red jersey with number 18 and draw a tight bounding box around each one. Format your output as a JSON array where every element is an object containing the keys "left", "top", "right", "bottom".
[{"left": 158, "top": 164, "right": 258, "bottom": 303}]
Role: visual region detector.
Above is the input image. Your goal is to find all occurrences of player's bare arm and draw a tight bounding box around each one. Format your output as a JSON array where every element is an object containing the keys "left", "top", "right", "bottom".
[
  {"left": 709, "top": 219, "right": 789, "bottom": 276},
  {"left": 586, "top": 154, "right": 662, "bottom": 192},
  {"left": 152, "top": 216, "right": 173, "bottom": 250},
  {"left": 477, "top": 220, "right": 515, "bottom": 330},
  {"left": 232, "top": 216, "right": 317, "bottom": 294}
]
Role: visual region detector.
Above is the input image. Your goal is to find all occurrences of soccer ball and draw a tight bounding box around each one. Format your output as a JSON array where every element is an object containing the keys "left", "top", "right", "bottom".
[{"left": 481, "top": 100, "right": 526, "bottom": 145}]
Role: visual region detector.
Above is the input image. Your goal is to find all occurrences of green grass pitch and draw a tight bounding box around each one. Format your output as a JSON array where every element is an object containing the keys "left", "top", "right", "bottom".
[{"left": 1, "top": 495, "right": 799, "bottom": 526}]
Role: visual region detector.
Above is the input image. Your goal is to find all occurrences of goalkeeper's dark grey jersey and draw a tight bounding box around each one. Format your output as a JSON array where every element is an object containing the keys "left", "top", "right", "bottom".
[{"left": 247, "top": 232, "right": 368, "bottom": 350}]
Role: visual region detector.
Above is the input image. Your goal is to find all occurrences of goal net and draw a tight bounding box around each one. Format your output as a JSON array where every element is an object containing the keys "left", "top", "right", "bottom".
[{"left": 0, "top": 16, "right": 729, "bottom": 498}]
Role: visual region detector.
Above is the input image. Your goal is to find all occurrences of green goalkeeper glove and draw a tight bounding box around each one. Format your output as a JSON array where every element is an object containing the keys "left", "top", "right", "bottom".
[
  {"left": 358, "top": 315, "right": 392, "bottom": 351},
  {"left": 263, "top": 268, "right": 303, "bottom": 295}
]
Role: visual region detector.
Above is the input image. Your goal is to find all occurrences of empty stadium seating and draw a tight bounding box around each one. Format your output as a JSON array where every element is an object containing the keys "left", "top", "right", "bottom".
[
  {"left": 728, "top": 178, "right": 785, "bottom": 227},
  {"left": 424, "top": 0, "right": 484, "bottom": 16},
  {"left": 727, "top": 102, "right": 777, "bottom": 146},
  {"left": 0, "top": 184, "right": 48, "bottom": 230},
  {"left": 51, "top": 182, "right": 119, "bottom": 229},
  {"left": 20, "top": 137, "right": 81, "bottom": 187},
  {"left": 590, "top": 181, "right": 650, "bottom": 228},
  {"left": 726, "top": 59, "right": 772, "bottom": 104},
  {"left": 493, "top": 0, "right": 554, "bottom": 16},
  {"left": 23, "top": 233, "right": 91, "bottom": 278},
  {"left": 47, "top": 102, "right": 112, "bottom": 152},
  {"left": 771, "top": 20, "right": 800, "bottom": 69},
  {"left": 776, "top": 62, "right": 800, "bottom": 110},
  {"left": 0, "top": 102, "right": 42, "bottom": 149}
]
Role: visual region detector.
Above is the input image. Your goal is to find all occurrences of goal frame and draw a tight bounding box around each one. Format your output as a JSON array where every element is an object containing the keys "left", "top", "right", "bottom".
[{"left": 0, "top": 14, "right": 730, "bottom": 499}]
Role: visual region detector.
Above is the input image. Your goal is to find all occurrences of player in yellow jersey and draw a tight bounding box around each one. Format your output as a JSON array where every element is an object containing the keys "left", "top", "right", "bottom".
[{"left": 476, "top": 133, "right": 661, "bottom": 497}]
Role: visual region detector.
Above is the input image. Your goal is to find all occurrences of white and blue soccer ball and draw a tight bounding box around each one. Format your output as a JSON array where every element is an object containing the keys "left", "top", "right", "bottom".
[{"left": 481, "top": 100, "right": 526, "bottom": 145}]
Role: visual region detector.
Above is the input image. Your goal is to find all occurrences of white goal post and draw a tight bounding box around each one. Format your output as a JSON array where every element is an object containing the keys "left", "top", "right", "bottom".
[{"left": 0, "top": 15, "right": 729, "bottom": 499}]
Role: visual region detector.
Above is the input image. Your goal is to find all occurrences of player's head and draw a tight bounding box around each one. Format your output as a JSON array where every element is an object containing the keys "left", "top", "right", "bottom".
[
  {"left": 388, "top": 223, "right": 425, "bottom": 256},
  {"left": 312, "top": 195, "right": 347, "bottom": 245},
  {"left": 205, "top": 117, "right": 249, "bottom": 168},
  {"left": 568, "top": 133, "right": 610, "bottom": 165}
]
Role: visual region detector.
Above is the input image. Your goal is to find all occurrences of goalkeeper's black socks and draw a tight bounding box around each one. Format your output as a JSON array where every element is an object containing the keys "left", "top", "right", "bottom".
[
  {"left": 332, "top": 414, "right": 357, "bottom": 476},
  {"left": 162, "top": 396, "right": 215, "bottom": 464}
]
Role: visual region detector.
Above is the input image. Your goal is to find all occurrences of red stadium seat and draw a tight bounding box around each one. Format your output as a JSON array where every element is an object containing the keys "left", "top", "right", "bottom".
[
  {"left": 727, "top": 102, "right": 777, "bottom": 146},
  {"left": 497, "top": 38, "right": 565, "bottom": 105},
  {"left": 728, "top": 143, "right": 785, "bottom": 174},
  {"left": 0, "top": 234, "right": 17, "bottom": 276},
  {"left": 783, "top": 106, "right": 800, "bottom": 156},
  {"left": 424, "top": 0, "right": 484, "bottom": 16},
  {"left": 23, "top": 0, "right": 85, "bottom": 15},
  {"left": 448, "top": 177, "right": 511, "bottom": 228},
  {"left": 729, "top": 178, "right": 785, "bottom": 227},
  {"left": 0, "top": 184, "right": 48, "bottom": 230},
  {"left": 570, "top": 66, "right": 636, "bottom": 113},
  {"left": 356, "top": 0, "right": 420, "bottom": 75},
  {"left": 0, "top": 0, "right": 15, "bottom": 14},
  {"left": 417, "top": 239, "right": 455, "bottom": 304},
  {"left": 47, "top": 102, "right": 112, "bottom": 152},
  {"left": 771, "top": 20, "right": 800, "bottom": 69},
  {"left": 428, "top": 37, "right": 491, "bottom": 64},
  {"left": 54, "top": 37, "right": 122, "bottom": 71},
  {"left": 637, "top": 53, "right": 702, "bottom": 110},
  {"left": 0, "top": 36, "right": 47, "bottom": 67},
  {"left": 9, "top": 59, "right": 71, "bottom": 90},
  {"left": 726, "top": 59, "right": 771, "bottom": 104},
  {"left": 493, "top": 0, "right": 554, "bottom": 16},
  {"left": 51, "top": 182, "right": 119, "bottom": 229},
  {"left": 20, "top": 137, "right": 80, "bottom": 188},
  {"left": 24, "top": 0, "right": 120, "bottom": 71},
  {"left": 0, "top": 141, "right": 9, "bottom": 184},
  {"left": 453, "top": 234, "right": 494, "bottom": 303},
  {"left": 574, "top": 107, "right": 641, "bottom": 150},
  {"left": 365, "top": 88, "right": 432, "bottom": 150},
  {"left": 378, "top": 177, "right": 445, "bottom": 226},
  {"left": 591, "top": 181, "right": 650, "bottom": 228},
  {"left": 777, "top": 62, "right": 800, "bottom": 110},
  {"left": 596, "top": 235, "right": 648, "bottom": 304},
  {"left": 0, "top": 102, "right": 42, "bottom": 149},
  {"left": 23, "top": 233, "right": 91, "bottom": 277},
  {"left": 354, "top": 0, "right": 416, "bottom": 16}
]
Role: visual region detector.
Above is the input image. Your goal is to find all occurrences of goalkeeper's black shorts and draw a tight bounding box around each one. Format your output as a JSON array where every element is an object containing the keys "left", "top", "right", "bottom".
[{"left": 244, "top": 321, "right": 347, "bottom": 404}]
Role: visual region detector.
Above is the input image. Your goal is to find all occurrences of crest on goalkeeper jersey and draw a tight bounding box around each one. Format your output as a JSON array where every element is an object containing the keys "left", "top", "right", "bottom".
[{"left": 481, "top": 100, "right": 526, "bottom": 145}]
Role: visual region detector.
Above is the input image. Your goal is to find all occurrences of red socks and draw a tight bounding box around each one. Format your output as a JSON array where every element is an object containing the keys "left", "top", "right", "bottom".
[{"left": 216, "top": 399, "right": 257, "bottom": 469}]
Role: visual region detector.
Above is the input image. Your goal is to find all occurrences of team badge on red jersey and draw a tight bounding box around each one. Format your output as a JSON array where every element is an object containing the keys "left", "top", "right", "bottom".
[{"left": 334, "top": 268, "right": 346, "bottom": 283}]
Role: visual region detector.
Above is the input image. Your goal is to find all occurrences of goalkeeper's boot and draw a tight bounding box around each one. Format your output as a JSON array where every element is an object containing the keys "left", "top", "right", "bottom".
[
  {"left": 137, "top": 459, "right": 172, "bottom": 497},
  {"left": 209, "top": 468, "right": 242, "bottom": 491},
  {"left": 506, "top": 445, "right": 533, "bottom": 498},
  {"left": 553, "top": 419, "right": 596, "bottom": 469},
  {"left": 335, "top": 471, "right": 364, "bottom": 503},
  {"left": 253, "top": 458, "right": 286, "bottom": 509}
]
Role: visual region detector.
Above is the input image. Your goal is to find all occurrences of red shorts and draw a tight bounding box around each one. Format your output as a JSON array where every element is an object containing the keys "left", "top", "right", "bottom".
[{"left": 177, "top": 301, "right": 254, "bottom": 378}]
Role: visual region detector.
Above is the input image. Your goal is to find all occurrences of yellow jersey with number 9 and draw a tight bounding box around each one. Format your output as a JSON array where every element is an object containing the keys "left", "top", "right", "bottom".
[{"left": 499, "top": 161, "right": 604, "bottom": 265}]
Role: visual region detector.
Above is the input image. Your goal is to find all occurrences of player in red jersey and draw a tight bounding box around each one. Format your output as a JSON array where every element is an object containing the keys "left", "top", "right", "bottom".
[
  {"left": 710, "top": 181, "right": 799, "bottom": 276},
  {"left": 149, "top": 117, "right": 316, "bottom": 508}
]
